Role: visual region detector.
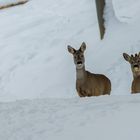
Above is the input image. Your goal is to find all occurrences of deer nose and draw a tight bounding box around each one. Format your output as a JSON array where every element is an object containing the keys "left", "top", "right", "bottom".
[
  {"left": 77, "top": 61, "right": 82, "bottom": 65},
  {"left": 134, "top": 64, "right": 139, "bottom": 68}
]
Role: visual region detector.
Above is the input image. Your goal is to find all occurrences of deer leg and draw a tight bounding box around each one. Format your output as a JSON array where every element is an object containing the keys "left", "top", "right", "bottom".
[
  {"left": 94, "top": 88, "right": 100, "bottom": 96},
  {"left": 78, "top": 92, "right": 85, "bottom": 97}
]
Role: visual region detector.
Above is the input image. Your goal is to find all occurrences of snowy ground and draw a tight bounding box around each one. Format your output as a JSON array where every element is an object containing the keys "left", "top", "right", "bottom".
[
  {"left": 0, "top": 0, "right": 139, "bottom": 101},
  {"left": 0, "top": 0, "right": 140, "bottom": 139},
  {"left": 1, "top": 95, "right": 140, "bottom": 140}
]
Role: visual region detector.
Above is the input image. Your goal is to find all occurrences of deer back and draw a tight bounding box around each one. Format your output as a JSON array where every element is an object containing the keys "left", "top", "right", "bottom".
[{"left": 76, "top": 71, "right": 111, "bottom": 97}]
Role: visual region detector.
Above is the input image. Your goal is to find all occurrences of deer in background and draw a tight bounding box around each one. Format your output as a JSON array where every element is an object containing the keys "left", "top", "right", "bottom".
[
  {"left": 123, "top": 52, "right": 140, "bottom": 93},
  {"left": 67, "top": 42, "right": 111, "bottom": 97}
]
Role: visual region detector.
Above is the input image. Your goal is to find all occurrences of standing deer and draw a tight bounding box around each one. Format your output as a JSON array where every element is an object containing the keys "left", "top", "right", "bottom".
[
  {"left": 67, "top": 42, "right": 111, "bottom": 97},
  {"left": 123, "top": 52, "right": 140, "bottom": 93}
]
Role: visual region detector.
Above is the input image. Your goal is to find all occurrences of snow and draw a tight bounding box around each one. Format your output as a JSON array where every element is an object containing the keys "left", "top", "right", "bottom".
[
  {"left": 0, "top": 0, "right": 139, "bottom": 101},
  {"left": 113, "top": 0, "right": 140, "bottom": 23},
  {"left": 1, "top": 95, "right": 140, "bottom": 140},
  {"left": 0, "top": 0, "right": 27, "bottom": 5},
  {"left": 0, "top": 0, "right": 140, "bottom": 139},
  {"left": 0, "top": 0, "right": 98, "bottom": 101}
]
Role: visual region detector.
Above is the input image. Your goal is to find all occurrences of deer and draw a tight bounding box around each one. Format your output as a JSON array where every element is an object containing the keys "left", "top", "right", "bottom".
[
  {"left": 67, "top": 42, "right": 111, "bottom": 97},
  {"left": 123, "top": 52, "right": 140, "bottom": 93}
]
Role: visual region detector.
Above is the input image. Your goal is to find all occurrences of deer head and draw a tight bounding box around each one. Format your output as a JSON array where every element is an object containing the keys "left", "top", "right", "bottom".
[
  {"left": 67, "top": 42, "right": 86, "bottom": 69},
  {"left": 123, "top": 52, "right": 140, "bottom": 78}
]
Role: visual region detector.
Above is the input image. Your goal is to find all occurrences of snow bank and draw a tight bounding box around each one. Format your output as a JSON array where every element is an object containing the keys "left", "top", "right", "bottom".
[
  {"left": 0, "top": 0, "right": 140, "bottom": 102},
  {"left": 0, "top": 0, "right": 98, "bottom": 101},
  {"left": 113, "top": 0, "right": 140, "bottom": 23},
  {"left": 0, "top": 95, "right": 140, "bottom": 140},
  {"left": 0, "top": 0, "right": 140, "bottom": 140}
]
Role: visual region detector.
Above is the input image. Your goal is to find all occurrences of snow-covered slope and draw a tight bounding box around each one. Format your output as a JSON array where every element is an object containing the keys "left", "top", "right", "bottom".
[
  {"left": 0, "top": 0, "right": 99, "bottom": 101},
  {"left": 0, "top": 0, "right": 140, "bottom": 101},
  {"left": 1, "top": 95, "right": 140, "bottom": 140},
  {"left": 113, "top": 0, "right": 140, "bottom": 23},
  {"left": 0, "top": 0, "right": 140, "bottom": 140}
]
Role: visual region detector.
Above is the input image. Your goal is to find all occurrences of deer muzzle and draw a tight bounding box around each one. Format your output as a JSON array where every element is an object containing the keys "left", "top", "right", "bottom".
[
  {"left": 76, "top": 61, "right": 84, "bottom": 69},
  {"left": 134, "top": 65, "right": 139, "bottom": 71}
]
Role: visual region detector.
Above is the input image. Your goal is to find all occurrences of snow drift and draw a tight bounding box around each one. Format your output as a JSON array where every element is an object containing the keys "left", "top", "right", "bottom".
[
  {"left": 0, "top": 0, "right": 140, "bottom": 140},
  {"left": 0, "top": 0, "right": 140, "bottom": 101},
  {"left": 1, "top": 95, "right": 140, "bottom": 140}
]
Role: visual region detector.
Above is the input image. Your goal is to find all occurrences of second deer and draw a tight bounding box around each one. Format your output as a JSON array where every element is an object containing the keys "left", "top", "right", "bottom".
[
  {"left": 67, "top": 42, "right": 111, "bottom": 97},
  {"left": 123, "top": 52, "right": 140, "bottom": 93}
]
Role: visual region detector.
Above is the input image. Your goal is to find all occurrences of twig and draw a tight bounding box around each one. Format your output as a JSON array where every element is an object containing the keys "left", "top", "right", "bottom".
[{"left": 0, "top": 0, "right": 28, "bottom": 10}]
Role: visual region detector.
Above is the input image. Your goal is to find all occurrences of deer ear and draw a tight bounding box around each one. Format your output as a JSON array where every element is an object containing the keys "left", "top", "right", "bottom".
[
  {"left": 123, "top": 53, "right": 131, "bottom": 62},
  {"left": 80, "top": 42, "right": 86, "bottom": 52},
  {"left": 67, "top": 45, "right": 76, "bottom": 54}
]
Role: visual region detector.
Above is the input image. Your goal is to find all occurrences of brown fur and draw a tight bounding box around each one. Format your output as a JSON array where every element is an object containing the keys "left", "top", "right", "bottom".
[
  {"left": 76, "top": 71, "right": 111, "bottom": 97},
  {"left": 0, "top": 0, "right": 28, "bottom": 10},
  {"left": 68, "top": 42, "right": 111, "bottom": 97},
  {"left": 132, "top": 76, "right": 140, "bottom": 93},
  {"left": 123, "top": 52, "right": 140, "bottom": 93}
]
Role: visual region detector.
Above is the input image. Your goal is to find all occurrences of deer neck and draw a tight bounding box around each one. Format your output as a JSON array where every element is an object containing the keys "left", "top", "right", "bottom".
[
  {"left": 76, "top": 66, "right": 87, "bottom": 80},
  {"left": 133, "top": 74, "right": 137, "bottom": 79},
  {"left": 133, "top": 75, "right": 140, "bottom": 80},
  {"left": 133, "top": 71, "right": 140, "bottom": 79}
]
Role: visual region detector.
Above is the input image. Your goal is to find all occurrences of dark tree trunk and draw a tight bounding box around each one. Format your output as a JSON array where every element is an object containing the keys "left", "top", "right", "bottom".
[{"left": 95, "top": 0, "right": 105, "bottom": 40}]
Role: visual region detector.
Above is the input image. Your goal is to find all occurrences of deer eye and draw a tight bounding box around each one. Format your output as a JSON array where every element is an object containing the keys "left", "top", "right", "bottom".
[{"left": 131, "top": 61, "right": 134, "bottom": 64}]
